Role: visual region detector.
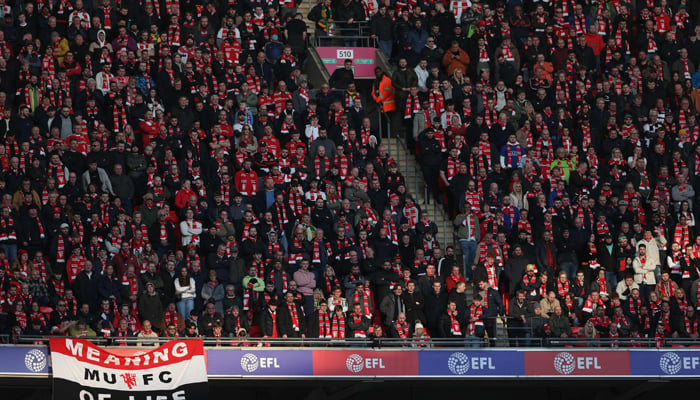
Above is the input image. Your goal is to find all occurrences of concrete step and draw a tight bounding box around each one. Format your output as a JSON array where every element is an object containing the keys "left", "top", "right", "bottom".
[
  {"left": 298, "top": 0, "right": 316, "bottom": 34},
  {"left": 383, "top": 136, "right": 455, "bottom": 250}
]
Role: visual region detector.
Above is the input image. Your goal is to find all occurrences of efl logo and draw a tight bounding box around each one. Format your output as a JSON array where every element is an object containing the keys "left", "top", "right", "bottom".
[
  {"left": 659, "top": 352, "right": 699, "bottom": 375},
  {"left": 345, "top": 354, "right": 385, "bottom": 373},
  {"left": 553, "top": 352, "right": 601, "bottom": 375},
  {"left": 240, "top": 353, "right": 280, "bottom": 373},
  {"left": 25, "top": 349, "right": 47, "bottom": 372},
  {"left": 447, "top": 353, "right": 496, "bottom": 375}
]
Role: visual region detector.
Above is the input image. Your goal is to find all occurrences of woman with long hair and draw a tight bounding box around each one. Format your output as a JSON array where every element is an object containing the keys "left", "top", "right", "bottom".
[
  {"left": 237, "top": 128, "right": 258, "bottom": 155},
  {"left": 174, "top": 267, "right": 196, "bottom": 318},
  {"left": 509, "top": 181, "right": 526, "bottom": 211},
  {"left": 577, "top": 320, "right": 600, "bottom": 347}
]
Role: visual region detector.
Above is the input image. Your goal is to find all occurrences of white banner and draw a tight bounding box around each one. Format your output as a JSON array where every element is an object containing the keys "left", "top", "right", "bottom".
[{"left": 50, "top": 338, "right": 208, "bottom": 400}]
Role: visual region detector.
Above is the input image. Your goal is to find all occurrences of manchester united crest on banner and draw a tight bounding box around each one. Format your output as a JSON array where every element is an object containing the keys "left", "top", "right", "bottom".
[{"left": 50, "top": 339, "right": 208, "bottom": 400}]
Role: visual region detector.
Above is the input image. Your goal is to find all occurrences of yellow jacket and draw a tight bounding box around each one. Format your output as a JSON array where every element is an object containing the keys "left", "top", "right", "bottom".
[{"left": 54, "top": 38, "right": 70, "bottom": 64}]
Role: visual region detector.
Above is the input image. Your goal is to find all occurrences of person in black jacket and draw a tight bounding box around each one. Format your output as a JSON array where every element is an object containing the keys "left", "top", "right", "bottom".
[
  {"left": 329, "top": 59, "right": 356, "bottom": 90},
  {"left": 223, "top": 306, "right": 250, "bottom": 337},
  {"left": 72, "top": 260, "right": 100, "bottom": 311},
  {"left": 278, "top": 291, "right": 306, "bottom": 338},
  {"left": 419, "top": 128, "right": 442, "bottom": 201},
  {"left": 651, "top": 301, "right": 682, "bottom": 338},
  {"left": 311, "top": 200, "right": 334, "bottom": 238},
  {"left": 476, "top": 278, "right": 503, "bottom": 346},
  {"left": 372, "top": 260, "right": 401, "bottom": 308},
  {"left": 439, "top": 300, "right": 465, "bottom": 338},
  {"left": 239, "top": 227, "right": 266, "bottom": 263},
  {"left": 503, "top": 246, "right": 528, "bottom": 296},
  {"left": 260, "top": 300, "right": 281, "bottom": 338},
  {"left": 402, "top": 281, "right": 426, "bottom": 326},
  {"left": 473, "top": 252, "right": 500, "bottom": 292},
  {"left": 556, "top": 229, "right": 580, "bottom": 281},
  {"left": 198, "top": 301, "right": 224, "bottom": 337},
  {"left": 346, "top": 302, "right": 370, "bottom": 338},
  {"left": 333, "top": 0, "right": 365, "bottom": 47},
  {"left": 307, "top": 300, "right": 331, "bottom": 338},
  {"left": 596, "top": 233, "right": 617, "bottom": 282},
  {"left": 681, "top": 243, "right": 699, "bottom": 299},
  {"left": 520, "top": 264, "right": 539, "bottom": 302},
  {"left": 448, "top": 280, "right": 469, "bottom": 319},
  {"left": 508, "top": 290, "right": 529, "bottom": 346},
  {"left": 423, "top": 280, "right": 448, "bottom": 335},
  {"left": 148, "top": 210, "right": 176, "bottom": 258},
  {"left": 17, "top": 205, "right": 45, "bottom": 256},
  {"left": 370, "top": 5, "right": 394, "bottom": 57},
  {"left": 206, "top": 244, "right": 232, "bottom": 285}
]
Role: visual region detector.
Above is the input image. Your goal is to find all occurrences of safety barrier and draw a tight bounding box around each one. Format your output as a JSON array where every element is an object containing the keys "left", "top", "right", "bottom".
[{"left": 8, "top": 342, "right": 700, "bottom": 379}]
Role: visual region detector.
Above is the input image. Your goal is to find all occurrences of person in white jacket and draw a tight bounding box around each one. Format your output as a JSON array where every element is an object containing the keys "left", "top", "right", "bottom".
[
  {"left": 636, "top": 229, "right": 665, "bottom": 283},
  {"left": 174, "top": 267, "right": 197, "bottom": 318},
  {"left": 95, "top": 62, "right": 114, "bottom": 94},
  {"left": 633, "top": 244, "right": 656, "bottom": 301},
  {"left": 180, "top": 208, "right": 203, "bottom": 247}
]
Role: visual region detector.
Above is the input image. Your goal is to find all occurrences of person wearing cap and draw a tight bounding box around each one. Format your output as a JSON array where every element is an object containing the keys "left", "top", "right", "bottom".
[
  {"left": 519, "top": 264, "right": 539, "bottom": 300},
  {"left": 411, "top": 320, "right": 431, "bottom": 347},
  {"left": 50, "top": 221, "right": 72, "bottom": 263}
]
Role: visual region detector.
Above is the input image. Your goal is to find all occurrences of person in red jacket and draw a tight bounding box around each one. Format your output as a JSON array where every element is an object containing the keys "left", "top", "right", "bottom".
[
  {"left": 584, "top": 25, "right": 605, "bottom": 56},
  {"left": 445, "top": 265, "right": 467, "bottom": 294},
  {"left": 174, "top": 179, "right": 196, "bottom": 211},
  {"left": 138, "top": 110, "right": 160, "bottom": 147},
  {"left": 60, "top": 52, "right": 82, "bottom": 78},
  {"left": 235, "top": 158, "right": 259, "bottom": 199},
  {"left": 66, "top": 246, "right": 86, "bottom": 285}
]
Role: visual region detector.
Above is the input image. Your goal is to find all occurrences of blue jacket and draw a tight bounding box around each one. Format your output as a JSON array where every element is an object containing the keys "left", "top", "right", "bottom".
[{"left": 407, "top": 28, "right": 428, "bottom": 54}]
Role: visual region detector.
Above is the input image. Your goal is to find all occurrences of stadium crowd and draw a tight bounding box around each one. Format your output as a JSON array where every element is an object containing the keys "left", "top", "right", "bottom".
[{"left": 0, "top": 0, "right": 696, "bottom": 348}]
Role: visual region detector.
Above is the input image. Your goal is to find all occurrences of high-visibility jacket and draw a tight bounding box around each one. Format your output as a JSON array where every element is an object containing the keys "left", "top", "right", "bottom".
[{"left": 371, "top": 74, "right": 396, "bottom": 112}]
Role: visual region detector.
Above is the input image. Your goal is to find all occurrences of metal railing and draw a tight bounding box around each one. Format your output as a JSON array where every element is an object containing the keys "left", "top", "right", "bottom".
[
  {"left": 12, "top": 335, "right": 700, "bottom": 348},
  {"left": 14, "top": 335, "right": 460, "bottom": 348},
  {"left": 313, "top": 21, "right": 376, "bottom": 48}
]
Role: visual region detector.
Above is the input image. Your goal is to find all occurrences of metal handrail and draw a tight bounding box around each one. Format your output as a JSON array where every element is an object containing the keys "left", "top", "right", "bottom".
[
  {"left": 13, "top": 335, "right": 469, "bottom": 348},
  {"left": 315, "top": 34, "right": 376, "bottom": 48},
  {"left": 13, "top": 335, "right": 700, "bottom": 348}
]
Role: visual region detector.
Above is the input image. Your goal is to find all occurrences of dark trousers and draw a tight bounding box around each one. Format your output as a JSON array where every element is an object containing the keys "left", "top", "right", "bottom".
[{"left": 484, "top": 317, "right": 498, "bottom": 347}]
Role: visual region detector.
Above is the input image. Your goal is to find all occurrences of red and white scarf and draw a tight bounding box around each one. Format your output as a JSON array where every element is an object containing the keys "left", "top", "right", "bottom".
[{"left": 332, "top": 314, "right": 346, "bottom": 338}]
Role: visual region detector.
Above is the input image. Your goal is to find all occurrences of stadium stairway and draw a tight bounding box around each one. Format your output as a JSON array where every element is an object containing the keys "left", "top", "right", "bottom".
[
  {"left": 383, "top": 137, "right": 455, "bottom": 262},
  {"left": 297, "top": 0, "right": 316, "bottom": 34}
]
